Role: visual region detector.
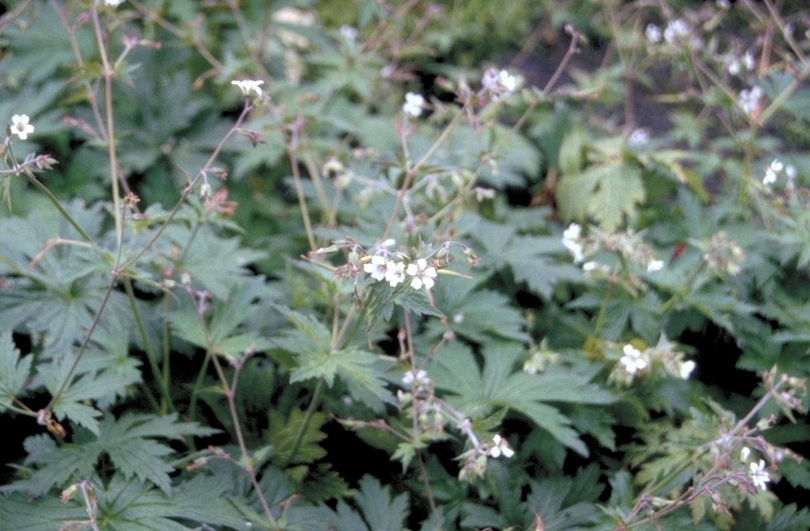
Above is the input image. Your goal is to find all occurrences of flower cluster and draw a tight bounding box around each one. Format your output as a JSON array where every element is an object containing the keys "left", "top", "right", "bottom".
[
  {"left": 402, "top": 369, "right": 432, "bottom": 391},
  {"left": 761, "top": 158, "right": 795, "bottom": 191},
  {"left": 725, "top": 50, "right": 755, "bottom": 76},
  {"left": 739, "top": 86, "right": 764, "bottom": 117},
  {"left": 646, "top": 19, "right": 701, "bottom": 50},
  {"left": 481, "top": 67, "right": 519, "bottom": 97},
  {"left": 561, "top": 223, "right": 665, "bottom": 274},
  {"left": 364, "top": 253, "right": 437, "bottom": 290},
  {"left": 702, "top": 231, "right": 745, "bottom": 276},
  {"left": 611, "top": 336, "right": 696, "bottom": 385},
  {"left": 522, "top": 339, "right": 560, "bottom": 375}
]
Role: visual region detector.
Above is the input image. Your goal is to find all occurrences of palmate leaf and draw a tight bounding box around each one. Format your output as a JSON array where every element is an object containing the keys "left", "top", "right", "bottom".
[
  {"left": 0, "top": 331, "right": 33, "bottom": 412},
  {"left": 0, "top": 473, "right": 248, "bottom": 531},
  {"left": 12, "top": 414, "right": 218, "bottom": 497},
  {"left": 327, "top": 476, "right": 409, "bottom": 531},
  {"left": 273, "top": 307, "right": 396, "bottom": 411},
  {"left": 169, "top": 276, "right": 275, "bottom": 360},
  {"left": 465, "top": 216, "right": 581, "bottom": 299},
  {"left": 557, "top": 161, "right": 646, "bottom": 232},
  {"left": 266, "top": 407, "right": 328, "bottom": 465},
  {"left": 430, "top": 341, "right": 614, "bottom": 456},
  {"left": 160, "top": 224, "right": 268, "bottom": 301},
  {"left": 0, "top": 201, "right": 134, "bottom": 361}
]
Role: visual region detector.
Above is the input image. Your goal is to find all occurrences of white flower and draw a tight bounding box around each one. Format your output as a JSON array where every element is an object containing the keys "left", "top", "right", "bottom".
[
  {"left": 663, "top": 19, "right": 690, "bottom": 45},
  {"left": 645, "top": 24, "right": 662, "bottom": 44},
  {"left": 739, "top": 86, "right": 764, "bottom": 116},
  {"left": 104, "top": 0, "right": 124, "bottom": 6},
  {"left": 727, "top": 59, "right": 741, "bottom": 76},
  {"left": 562, "top": 223, "right": 585, "bottom": 263},
  {"left": 743, "top": 51, "right": 755, "bottom": 71},
  {"left": 364, "top": 254, "right": 388, "bottom": 281},
  {"left": 340, "top": 25, "right": 358, "bottom": 44},
  {"left": 402, "top": 369, "right": 431, "bottom": 388},
  {"left": 679, "top": 360, "right": 696, "bottom": 379},
  {"left": 488, "top": 434, "right": 514, "bottom": 459},
  {"left": 749, "top": 459, "right": 770, "bottom": 491},
  {"left": 231, "top": 79, "right": 264, "bottom": 97},
  {"left": 763, "top": 159, "right": 782, "bottom": 187},
  {"left": 384, "top": 260, "right": 406, "bottom": 287},
  {"left": 10, "top": 114, "right": 34, "bottom": 140},
  {"left": 563, "top": 222, "right": 581, "bottom": 241},
  {"left": 620, "top": 344, "right": 649, "bottom": 375},
  {"left": 403, "top": 92, "right": 425, "bottom": 117},
  {"left": 481, "top": 68, "right": 519, "bottom": 95},
  {"left": 406, "top": 259, "right": 437, "bottom": 290},
  {"left": 628, "top": 128, "right": 649, "bottom": 146},
  {"left": 647, "top": 259, "right": 665, "bottom": 272}
]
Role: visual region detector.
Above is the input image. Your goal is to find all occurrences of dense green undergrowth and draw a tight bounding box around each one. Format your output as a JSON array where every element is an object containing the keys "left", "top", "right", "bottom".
[{"left": 2, "top": 1, "right": 810, "bottom": 530}]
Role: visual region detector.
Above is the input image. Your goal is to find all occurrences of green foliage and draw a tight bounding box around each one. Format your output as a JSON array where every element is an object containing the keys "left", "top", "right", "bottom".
[
  {"left": 2, "top": 0, "right": 810, "bottom": 530},
  {"left": 6, "top": 414, "right": 217, "bottom": 497},
  {"left": 430, "top": 341, "right": 614, "bottom": 455}
]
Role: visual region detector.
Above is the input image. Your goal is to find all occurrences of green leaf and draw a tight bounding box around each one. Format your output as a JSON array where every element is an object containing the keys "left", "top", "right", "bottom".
[
  {"left": 169, "top": 276, "right": 274, "bottom": 360},
  {"left": 429, "top": 275, "right": 530, "bottom": 343},
  {"left": 467, "top": 216, "right": 582, "bottom": 299},
  {"left": 557, "top": 162, "right": 646, "bottom": 231},
  {"left": 334, "top": 349, "right": 396, "bottom": 412},
  {"left": 0, "top": 331, "right": 32, "bottom": 412},
  {"left": 266, "top": 407, "right": 328, "bottom": 465},
  {"left": 430, "top": 341, "right": 614, "bottom": 455},
  {"left": 328, "top": 476, "right": 409, "bottom": 531},
  {"left": 163, "top": 225, "right": 268, "bottom": 301},
  {"left": 0, "top": 491, "right": 88, "bottom": 531},
  {"left": 11, "top": 414, "right": 218, "bottom": 497}
]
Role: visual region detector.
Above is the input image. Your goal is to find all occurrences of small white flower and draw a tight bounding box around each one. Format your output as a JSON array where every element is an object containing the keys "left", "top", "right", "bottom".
[
  {"left": 647, "top": 259, "right": 665, "bottom": 272},
  {"left": 231, "top": 79, "right": 264, "bottom": 97},
  {"left": 10, "top": 114, "right": 34, "bottom": 140},
  {"left": 628, "top": 128, "right": 649, "bottom": 146},
  {"left": 739, "top": 86, "right": 764, "bottom": 116},
  {"left": 104, "top": 0, "right": 125, "bottom": 6},
  {"left": 727, "top": 59, "right": 741, "bottom": 76},
  {"left": 384, "top": 260, "right": 406, "bottom": 287},
  {"left": 663, "top": 19, "right": 690, "bottom": 45},
  {"left": 406, "top": 259, "right": 437, "bottom": 290},
  {"left": 743, "top": 51, "right": 755, "bottom": 71},
  {"left": 563, "top": 222, "right": 581, "bottom": 241},
  {"left": 679, "top": 360, "right": 696, "bottom": 379},
  {"left": 488, "top": 434, "right": 514, "bottom": 459},
  {"left": 562, "top": 223, "right": 585, "bottom": 263},
  {"left": 749, "top": 459, "right": 770, "bottom": 491},
  {"left": 481, "top": 68, "right": 519, "bottom": 95},
  {"left": 763, "top": 159, "right": 783, "bottom": 187},
  {"left": 620, "top": 344, "right": 649, "bottom": 375},
  {"left": 363, "top": 254, "right": 388, "bottom": 281},
  {"left": 402, "top": 369, "right": 431, "bottom": 388},
  {"left": 403, "top": 92, "right": 425, "bottom": 117},
  {"left": 740, "top": 446, "right": 751, "bottom": 462},
  {"left": 645, "top": 24, "right": 662, "bottom": 44},
  {"left": 339, "top": 25, "right": 358, "bottom": 44}
]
